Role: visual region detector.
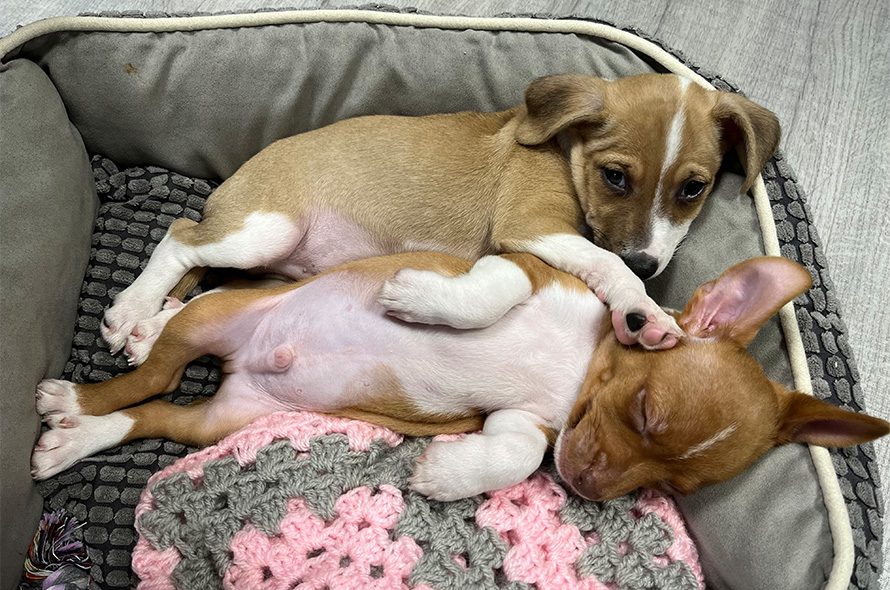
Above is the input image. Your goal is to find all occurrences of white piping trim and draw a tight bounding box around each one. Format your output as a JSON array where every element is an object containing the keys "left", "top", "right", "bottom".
[
  {"left": 0, "top": 9, "right": 853, "bottom": 587},
  {"left": 3, "top": 9, "right": 710, "bottom": 88},
  {"left": 752, "top": 177, "right": 853, "bottom": 590}
]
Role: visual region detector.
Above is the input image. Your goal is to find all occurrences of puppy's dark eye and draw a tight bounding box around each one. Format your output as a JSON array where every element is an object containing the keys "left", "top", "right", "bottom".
[
  {"left": 602, "top": 168, "right": 627, "bottom": 191},
  {"left": 679, "top": 180, "right": 707, "bottom": 201}
]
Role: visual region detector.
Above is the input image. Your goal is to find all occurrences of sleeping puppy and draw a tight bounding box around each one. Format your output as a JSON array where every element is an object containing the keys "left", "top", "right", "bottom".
[
  {"left": 32, "top": 254, "right": 889, "bottom": 502},
  {"left": 99, "top": 73, "right": 781, "bottom": 357}
]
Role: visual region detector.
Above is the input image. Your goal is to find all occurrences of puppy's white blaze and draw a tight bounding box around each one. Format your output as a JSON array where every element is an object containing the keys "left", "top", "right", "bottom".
[
  {"left": 677, "top": 75, "right": 692, "bottom": 91},
  {"left": 678, "top": 422, "right": 739, "bottom": 460},
  {"left": 641, "top": 216, "right": 693, "bottom": 277},
  {"left": 654, "top": 77, "right": 689, "bottom": 204}
]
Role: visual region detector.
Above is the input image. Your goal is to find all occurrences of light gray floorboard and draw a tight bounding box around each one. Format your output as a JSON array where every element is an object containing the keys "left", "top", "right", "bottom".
[{"left": 4, "top": 0, "right": 889, "bottom": 585}]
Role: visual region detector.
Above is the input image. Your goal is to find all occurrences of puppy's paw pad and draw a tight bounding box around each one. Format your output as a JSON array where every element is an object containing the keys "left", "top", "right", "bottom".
[
  {"left": 123, "top": 306, "right": 182, "bottom": 366},
  {"left": 611, "top": 305, "right": 682, "bottom": 350},
  {"left": 102, "top": 297, "right": 164, "bottom": 354},
  {"left": 35, "top": 379, "right": 81, "bottom": 416},
  {"left": 31, "top": 426, "right": 85, "bottom": 480}
]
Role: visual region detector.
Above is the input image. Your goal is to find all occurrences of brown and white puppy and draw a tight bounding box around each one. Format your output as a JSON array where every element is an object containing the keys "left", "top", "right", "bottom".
[
  {"left": 99, "top": 73, "right": 781, "bottom": 357},
  {"left": 33, "top": 254, "right": 888, "bottom": 502}
]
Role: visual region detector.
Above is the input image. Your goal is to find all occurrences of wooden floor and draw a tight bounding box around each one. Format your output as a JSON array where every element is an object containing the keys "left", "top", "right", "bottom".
[{"left": 4, "top": 0, "right": 889, "bottom": 585}]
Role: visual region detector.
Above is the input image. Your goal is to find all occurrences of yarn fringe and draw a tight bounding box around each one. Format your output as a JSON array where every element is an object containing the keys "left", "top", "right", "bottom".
[{"left": 22, "top": 510, "right": 91, "bottom": 590}]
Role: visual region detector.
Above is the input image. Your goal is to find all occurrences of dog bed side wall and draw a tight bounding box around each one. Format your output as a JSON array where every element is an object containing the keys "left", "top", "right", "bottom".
[
  {"left": 8, "top": 21, "right": 656, "bottom": 180},
  {"left": 0, "top": 59, "right": 97, "bottom": 588}
]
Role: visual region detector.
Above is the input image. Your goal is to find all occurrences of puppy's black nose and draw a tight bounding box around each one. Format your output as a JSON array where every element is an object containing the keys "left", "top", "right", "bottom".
[
  {"left": 621, "top": 252, "right": 659, "bottom": 280},
  {"left": 625, "top": 312, "right": 647, "bottom": 333}
]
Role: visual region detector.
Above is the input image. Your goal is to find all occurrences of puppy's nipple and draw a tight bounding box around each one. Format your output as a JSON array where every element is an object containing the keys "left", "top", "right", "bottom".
[{"left": 273, "top": 346, "right": 294, "bottom": 371}]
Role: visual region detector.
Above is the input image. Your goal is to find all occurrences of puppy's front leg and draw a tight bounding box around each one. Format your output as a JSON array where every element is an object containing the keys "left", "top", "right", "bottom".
[
  {"left": 379, "top": 255, "right": 533, "bottom": 329},
  {"left": 511, "top": 233, "right": 682, "bottom": 349},
  {"left": 409, "top": 409, "right": 548, "bottom": 501}
]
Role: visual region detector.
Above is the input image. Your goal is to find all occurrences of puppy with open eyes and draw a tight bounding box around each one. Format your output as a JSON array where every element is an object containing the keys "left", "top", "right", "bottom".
[
  {"left": 98, "top": 73, "right": 782, "bottom": 360},
  {"left": 32, "top": 253, "right": 889, "bottom": 501}
]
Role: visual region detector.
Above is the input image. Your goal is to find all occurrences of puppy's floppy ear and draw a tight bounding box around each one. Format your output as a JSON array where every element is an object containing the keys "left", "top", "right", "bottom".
[
  {"left": 515, "top": 75, "right": 607, "bottom": 145},
  {"left": 775, "top": 387, "right": 890, "bottom": 447},
  {"left": 678, "top": 256, "right": 812, "bottom": 347},
  {"left": 713, "top": 92, "right": 781, "bottom": 194}
]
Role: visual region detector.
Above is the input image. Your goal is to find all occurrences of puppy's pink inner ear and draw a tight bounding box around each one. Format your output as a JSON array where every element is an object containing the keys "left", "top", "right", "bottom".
[
  {"left": 680, "top": 277, "right": 750, "bottom": 338},
  {"left": 679, "top": 257, "right": 812, "bottom": 346}
]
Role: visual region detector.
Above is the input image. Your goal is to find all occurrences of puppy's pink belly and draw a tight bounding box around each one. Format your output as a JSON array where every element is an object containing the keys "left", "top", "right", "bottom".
[
  {"left": 257, "top": 210, "right": 485, "bottom": 280},
  {"left": 223, "top": 272, "right": 600, "bottom": 422},
  {"left": 262, "top": 211, "right": 386, "bottom": 279}
]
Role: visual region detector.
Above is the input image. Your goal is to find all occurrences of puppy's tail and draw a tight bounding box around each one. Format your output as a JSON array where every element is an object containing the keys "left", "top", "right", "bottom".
[{"left": 168, "top": 267, "right": 207, "bottom": 300}]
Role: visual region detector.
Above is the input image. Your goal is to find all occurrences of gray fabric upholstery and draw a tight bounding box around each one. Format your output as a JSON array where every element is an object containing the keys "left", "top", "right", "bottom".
[
  {"left": 680, "top": 445, "right": 832, "bottom": 590},
  {"left": 0, "top": 59, "right": 97, "bottom": 589},
  {"left": 15, "top": 23, "right": 654, "bottom": 179}
]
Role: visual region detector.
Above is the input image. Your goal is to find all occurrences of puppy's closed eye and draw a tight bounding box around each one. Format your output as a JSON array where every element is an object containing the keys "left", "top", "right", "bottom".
[{"left": 630, "top": 388, "right": 666, "bottom": 443}]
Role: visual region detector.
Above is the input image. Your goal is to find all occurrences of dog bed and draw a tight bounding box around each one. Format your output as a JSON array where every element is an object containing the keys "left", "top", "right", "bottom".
[{"left": 0, "top": 7, "right": 882, "bottom": 590}]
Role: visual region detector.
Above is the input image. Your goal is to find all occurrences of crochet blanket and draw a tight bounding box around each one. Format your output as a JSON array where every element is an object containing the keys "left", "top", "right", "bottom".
[{"left": 133, "top": 413, "right": 703, "bottom": 590}]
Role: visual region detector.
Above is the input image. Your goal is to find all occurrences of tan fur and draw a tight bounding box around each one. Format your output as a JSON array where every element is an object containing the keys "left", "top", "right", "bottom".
[
  {"left": 335, "top": 365, "right": 483, "bottom": 435},
  {"left": 166, "top": 74, "right": 779, "bottom": 265},
  {"left": 120, "top": 398, "right": 253, "bottom": 447},
  {"left": 332, "top": 407, "right": 485, "bottom": 437},
  {"left": 501, "top": 253, "right": 589, "bottom": 294}
]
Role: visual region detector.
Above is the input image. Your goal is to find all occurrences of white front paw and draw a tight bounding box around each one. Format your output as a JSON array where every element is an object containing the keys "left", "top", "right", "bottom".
[
  {"left": 606, "top": 284, "right": 682, "bottom": 350},
  {"left": 378, "top": 268, "right": 451, "bottom": 326},
  {"left": 409, "top": 439, "right": 487, "bottom": 501}
]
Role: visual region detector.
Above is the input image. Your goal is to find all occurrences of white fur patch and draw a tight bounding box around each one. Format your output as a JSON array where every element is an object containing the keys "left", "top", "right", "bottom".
[
  {"left": 654, "top": 76, "right": 689, "bottom": 204},
  {"left": 35, "top": 379, "right": 83, "bottom": 417},
  {"left": 31, "top": 412, "right": 134, "bottom": 480},
  {"left": 678, "top": 422, "right": 739, "bottom": 460},
  {"left": 379, "top": 255, "right": 532, "bottom": 329},
  {"left": 409, "top": 409, "right": 548, "bottom": 500},
  {"left": 190, "top": 212, "right": 301, "bottom": 268},
  {"left": 641, "top": 215, "right": 693, "bottom": 277}
]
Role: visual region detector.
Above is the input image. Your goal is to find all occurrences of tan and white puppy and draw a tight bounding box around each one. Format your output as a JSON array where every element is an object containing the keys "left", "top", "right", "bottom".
[
  {"left": 33, "top": 254, "right": 889, "bottom": 502},
  {"left": 99, "top": 73, "right": 781, "bottom": 357}
]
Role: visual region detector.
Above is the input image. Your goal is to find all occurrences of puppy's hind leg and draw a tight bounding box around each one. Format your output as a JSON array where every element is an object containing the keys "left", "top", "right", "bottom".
[
  {"left": 102, "top": 212, "right": 304, "bottom": 354},
  {"left": 32, "top": 387, "right": 268, "bottom": 480}
]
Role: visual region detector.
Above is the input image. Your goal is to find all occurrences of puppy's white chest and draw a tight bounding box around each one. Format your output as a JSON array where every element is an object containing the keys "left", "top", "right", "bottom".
[{"left": 399, "top": 286, "right": 603, "bottom": 422}]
